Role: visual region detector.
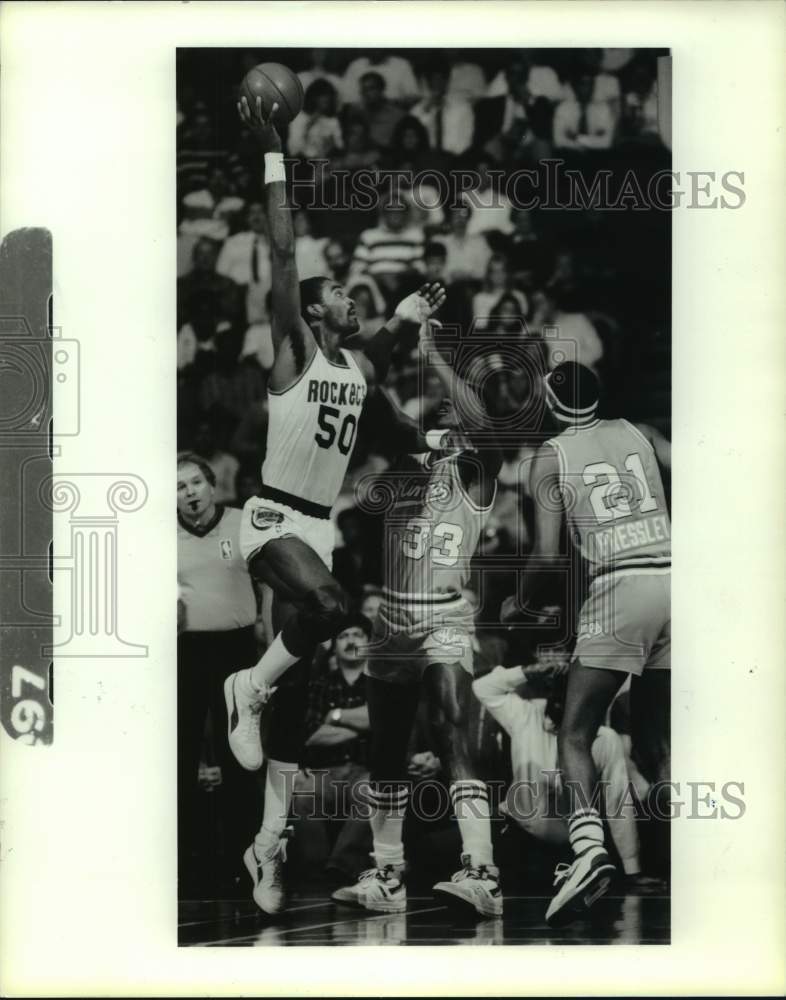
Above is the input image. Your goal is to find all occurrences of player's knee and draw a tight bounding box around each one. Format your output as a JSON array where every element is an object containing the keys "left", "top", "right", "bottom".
[{"left": 300, "top": 583, "right": 348, "bottom": 642}]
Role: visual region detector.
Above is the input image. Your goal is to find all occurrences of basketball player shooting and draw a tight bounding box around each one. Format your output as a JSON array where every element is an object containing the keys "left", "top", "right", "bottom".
[
  {"left": 223, "top": 96, "right": 447, "bottom": 914},
  {"left": 502, "top": 362, "right": 671, "bottom": 926},
  {"left": 332, "top": 323, "right": 504, "bottom": 919}
]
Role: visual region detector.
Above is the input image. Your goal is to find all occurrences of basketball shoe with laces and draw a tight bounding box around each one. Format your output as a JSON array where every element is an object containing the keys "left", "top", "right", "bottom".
[
  {"left": 224, "top": 669, "right": 274, "bottom": 771},
  {"left": 432, "top": 853, "right": 503, "bottom": 918},
  {"left": 243, "top": 827, "right": 292, "bottom": 915},
  {"left": 331, "top": 863, "right": 407, "bottom": 913},
  {"left": 545, "top": 850, "right": 616, "bottom": 926}
]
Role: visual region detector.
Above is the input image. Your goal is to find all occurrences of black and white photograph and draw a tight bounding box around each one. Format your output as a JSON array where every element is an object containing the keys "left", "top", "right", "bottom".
[
  {"left": 1, "top": 2, "right": 784, "bottom": 995},
  {"left": 176, "top": 44, "right": 673, "bottom": 947}
]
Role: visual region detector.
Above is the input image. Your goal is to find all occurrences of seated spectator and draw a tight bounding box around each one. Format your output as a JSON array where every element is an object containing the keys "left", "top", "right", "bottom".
[
  {"left": 288, "top": 78, "right": 343, "bottom": 159},
  {"left": 445, "top": 50, "right": 488, "bottom": 104},
  {"left": 342, "top": 49, "right": 421, "bottom": 107},
  {"left": 352, "top": 197, "right": 425, "bottom": 301},
  {"left": 472, "top": 254, "right": 529, "bottom": 332},
  {"left": 476, "top": 57, "right": 554, "bottom": 165},
  {"left": 563, "top": 49, "right": 622, "bottom": 120},
  {"left": 333, "top": 118, "right": 382, "bottom": 173},
  {"left": 619, "top": 58, "right": 660, "bottom": 143},
  {"left": 177, "top": 108, "right": 233, "bottom": 198},
  {"left": 486, "top": 50, "right": 566, "bottom": 104},
  {"left": 177, "top": 237, "right": 242, "bottom": 332},
  {"left": 346, "top": 277, "right": 387, "bottom": 338},
  {"left": 216, "top": 201, "right": 271, "bottom": 325},
  {"left": 536, "top": 286, "right": 604, "bottom": 374},
  {"left": 191, "top": 420, "right": 240, "bottom": 505},
  {"left": 473, "top": 660, "right": 646, "bottom": 880},
  {"left": 345, "top": 71, "right": 406, "bottom": 151},
  {"left": 239, "top": 289, "right": 275, "bottom": 372},
  {"left": 298, "top": 48, "right": 346, "bottom": 107},
  {"left": 422, "top": 241, "right": 448, "bottom": 284},
  {"left": 291, "top": 615, "right": 374, "bottom": 884},
  {"left": 435, "top": 203, "right": 492, "bottom": 284},
  {"left": 410, "top": 61, "right": 475, "bottom": 157},
  {"left": 386, "top": 115, "right": 443, "bottom": 174},
  {"left": 177, "top": 310, "right": 234, "bottom": 372},
  {"left": 500, "top": 207, "right": 541, "bottom": 290},
  {"left": 294, "top": 210, "right": 329, "bottom": 280},
  {"left": 324, "top": 238, "right": 353, "bottom": 285},
  {"left": 553, "top": 72, "right": 615, "bottom": 151},
  {"left": 466, "top": 154, "right": 515, "bottom": 238}
]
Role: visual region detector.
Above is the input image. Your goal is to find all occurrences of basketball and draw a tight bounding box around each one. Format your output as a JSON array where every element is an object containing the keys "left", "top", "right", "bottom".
[{"left": 238, "top": 62, "right": 304, "bottom": 125}]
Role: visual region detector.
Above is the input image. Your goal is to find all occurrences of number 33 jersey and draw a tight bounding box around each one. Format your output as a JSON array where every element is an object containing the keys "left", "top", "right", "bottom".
[
  {"left": 383, "top": 452, "right": 495, "bottom": 598},
  {"left": 546, "top": 418, "right": 671, "bottom": 579},
  {"left": 262, "top": 346, "right": 367, "bottom": 510}
]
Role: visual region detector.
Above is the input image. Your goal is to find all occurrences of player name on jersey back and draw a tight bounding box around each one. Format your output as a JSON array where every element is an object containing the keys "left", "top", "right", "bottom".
[
  {"left": 262, "top": 347, "right": 367, "bottom": 511},
  {"left": 547, "top": 418, "right": 671, "bottom": 577}
]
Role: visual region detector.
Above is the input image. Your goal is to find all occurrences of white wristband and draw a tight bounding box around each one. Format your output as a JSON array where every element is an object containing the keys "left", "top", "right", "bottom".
[
  {"left": 425, "top": 429, "right": 449, "bottom": 451},
  {"left": 264, "top": 152, "right": 286, "bottom": 184}
]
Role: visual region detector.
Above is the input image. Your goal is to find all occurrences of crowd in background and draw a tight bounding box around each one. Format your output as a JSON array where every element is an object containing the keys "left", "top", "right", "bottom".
[{"left": 176, "top": 47, "right": 671, "bottom": 896}]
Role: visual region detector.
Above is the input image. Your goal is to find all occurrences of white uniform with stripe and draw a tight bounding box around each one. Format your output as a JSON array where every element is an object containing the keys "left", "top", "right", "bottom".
[
  {"left": 546, "top": 418, "right": 670, "bottom": 675},
  {"left": 368, "top": 452, "right": 496, "bottom": 684},
  {"left": 239, "top": 346, "right": 367, "bottom": 567}
]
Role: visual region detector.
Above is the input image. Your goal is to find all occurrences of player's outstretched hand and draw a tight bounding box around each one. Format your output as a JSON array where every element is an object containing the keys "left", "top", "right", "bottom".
[
  {"left": 237, "top": 95, "right": 283, "bottom": 153},
  {"left": 394, "top": 282, "right": 447, "bottom": 325}
]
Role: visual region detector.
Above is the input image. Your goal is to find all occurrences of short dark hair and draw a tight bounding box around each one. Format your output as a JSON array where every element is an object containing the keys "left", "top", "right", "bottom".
[
  {"left": 360, "top": 70, "right": 385, "bottom": 90},
  {"left": 177, "top": 451, "right": 216, "bottom": 487},
  {"left": 334, "top": 612, "right": 373, "bottom": 641},
  {"left": 424, "top": 241, "right": 447, "bottom": 260},
  {"left": 299, "top": 276, "right": 331, "bottom": 324}
]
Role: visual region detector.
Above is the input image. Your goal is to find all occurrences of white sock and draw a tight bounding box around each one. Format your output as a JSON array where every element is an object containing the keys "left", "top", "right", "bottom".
[
  {"left": 249, "top": 632, "right": 300, "bottom": 690},
  {"left": 568, "top": 806, "right": 606, "bottom": 859},
  {"left": 450, "top": 780, "right": 494, "bottom": 867},
  {"left": 368, "top": 785, "right": 408, "bottom": 868},
  {"left": 255, "top": 758, "right": 298, "bottom": 856}
]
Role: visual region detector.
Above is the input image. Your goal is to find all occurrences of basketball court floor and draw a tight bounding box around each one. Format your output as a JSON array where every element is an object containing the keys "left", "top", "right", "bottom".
[{"left": 179, "top": 884, "right": 669, "bottom": 947}]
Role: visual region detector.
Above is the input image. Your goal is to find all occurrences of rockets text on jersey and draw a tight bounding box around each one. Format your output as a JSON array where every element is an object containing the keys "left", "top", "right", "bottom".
[
  {"left": 262, "top": 346, "right": 367, "bottom": 511},
  {"left": 546, "top": 418, "right": 670, "bottom": 578},
  {"left": 383, "top": 452, "right": 495, "bottom": 598}
]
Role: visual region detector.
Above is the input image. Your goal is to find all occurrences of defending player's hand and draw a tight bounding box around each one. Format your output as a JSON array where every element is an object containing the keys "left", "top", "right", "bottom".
[
  {"left": 394, "top": 282, "right": 447, "bottom": 325},
  {"left": 237, "top": 95, "right": 283, "bottom": 153}
]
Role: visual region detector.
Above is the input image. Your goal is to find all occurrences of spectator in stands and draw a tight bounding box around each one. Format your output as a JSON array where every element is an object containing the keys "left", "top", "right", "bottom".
[
  {"left": 501, "top": 207, "right": 541, "bottom": 290},
  {"left": 386, "top": 115, "right": 442, "bottom": 174},
  {"left": 411, "top": 61, "right": 475, "bottom": 157},
  {"left": 292, "top": 614, "right": 374, "bottom": 884},
  {"left": 466, "top": 154, "right": 515, "bottom": 238},
  {"left": 342, "top": 49, "right": 421, "bottom": 107},
  {"left": 333, "top": 118, "right": 382, "bottom": 173},
  {"left": 298, "top": 48, "right": 346, "bottom": 107},
  {"left": 534, "top": 285, "right": 604, "bottom": 374},
  {"left": 177, "top": 237, "right": 242, "bottom": 333},
  {"left": 486, "top": 50, "right": 566, "bottom": 104},
  {"left": 216, "top": 201, "right": 271, "bottom": 326},
  {"left": 563, "top": 50, "right": 622, "bottom": 120},
  {"left": 324, "top": 238, "right": 353, "bottom": 285},
  {"left": 620, "top": 58, "right": 660, "bottom": 142},
  {"left": 352, "top": 197, "right": 424, "bottom": 300},
  {"left": 445, "top": 49, "right": 488, "bottom": 104},
  {"left": 192, "top": 420, "right": 240, "bottom": 505},
  {"left": 346, "top": 276, "right": 387, "bottom": 338},
  {"left": 288, "top": 79, "right": 344, "bottom": 160},
  {"left": 294, "top": 210, "right": 329, "bottom": 280},
  {"left": 360, "top": 588, "right": 384, "bottom": 624},
  {"left": 473, "top": 662, "right": 645, "bottom": 881},
  {"left": 472, "top": 254, "right": 529, "bottom": 332},
  {"left": 423, "top": 241, "right": 448, "bottom": 284},
  {"left": 553, "top": 71, "right": 615, "bottom": 151},
  {"left": 435, "top": 202, "right": 492, "bottom": 283},
  {"left": 401, "top": 370, "right": 444, "bottom": 425},
  {"left": 177, "top": 108, "right": 232, "bottom": 197},
  {"left": 347, "top": 72, "right": 406, "bottom": 150}
]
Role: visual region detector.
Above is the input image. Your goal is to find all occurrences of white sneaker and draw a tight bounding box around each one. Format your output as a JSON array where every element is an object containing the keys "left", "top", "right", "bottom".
[
  {"left": 545, "top": 850, "right": 616, "bottom": 926},
  {"left": 243, "top": 828, "right": 291, "bottom": 915},
  {"left": 331, "top": 864, "right": 407, "bottom": 914},
  {"left": 432, "top": 854, "right": 503, "bottom": 918},
  {"left": 224, "top": 670, "right": 272, "bottom": 771}
]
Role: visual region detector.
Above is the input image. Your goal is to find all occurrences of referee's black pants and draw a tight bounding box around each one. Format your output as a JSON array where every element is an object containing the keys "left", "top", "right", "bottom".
[{"left": 177, "top": 626, "right": 261, "bottom": 894}]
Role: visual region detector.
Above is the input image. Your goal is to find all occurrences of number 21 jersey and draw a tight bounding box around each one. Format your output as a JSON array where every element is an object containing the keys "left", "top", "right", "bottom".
[
  {"left": 546, "top": 418, "right": 670, "bottom": 578},
  {"left": 262, "top": 347, "right": 367, "bottom": 510}
]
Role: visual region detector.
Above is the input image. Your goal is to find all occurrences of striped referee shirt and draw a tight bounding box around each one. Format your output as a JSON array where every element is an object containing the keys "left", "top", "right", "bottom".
[
  {"left": 352, "top": 224, "right": 425, "bottom": 277},
  {"left": 177, "top": 506, "right": 256, "bottom": 632}
]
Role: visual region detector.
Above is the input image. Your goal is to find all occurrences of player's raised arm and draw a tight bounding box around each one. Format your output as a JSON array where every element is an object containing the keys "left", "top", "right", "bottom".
[
  {"left": 238, "top": 96, "right": 316, "bottom": 378},
  {"left": 348, "top": 283, "right": 447, "bottom": 384},
  {"left": 419, "top": 322, "right": 503, "bottom": 478}
]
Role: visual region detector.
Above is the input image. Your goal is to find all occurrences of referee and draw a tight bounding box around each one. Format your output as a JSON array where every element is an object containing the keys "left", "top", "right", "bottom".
[{"left": 177, "top": 451, "right": 259, "bottom": 896}]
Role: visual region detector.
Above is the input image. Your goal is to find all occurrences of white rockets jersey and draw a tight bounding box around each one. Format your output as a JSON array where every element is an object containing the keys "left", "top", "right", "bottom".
[
  {"left": 384, "top": 453, "right": 495, "bottom": 597},
  {"left": 546, "top": 418, "right": 671, "bottom": 579},
  {"left": 262, "top": 346, "right": 367, "bottom": 510}
]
